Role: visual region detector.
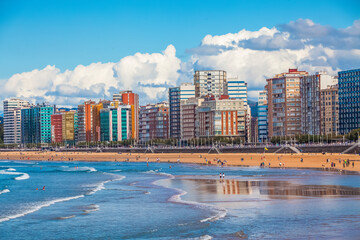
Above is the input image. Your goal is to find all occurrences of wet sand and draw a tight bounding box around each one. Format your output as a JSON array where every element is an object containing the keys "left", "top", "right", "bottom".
[
  {"left": 174, "top": 178, "right": 360, "bottom": 199},
  {"left": 1, "top": 151, "right": 360, "bottom": 173}
]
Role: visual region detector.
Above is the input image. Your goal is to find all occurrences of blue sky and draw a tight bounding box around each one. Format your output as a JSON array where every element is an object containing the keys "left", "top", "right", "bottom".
[
  {"left": 1, "top": 0, "right": 359, "bottom": 78},
  {"left": 0, "top": 0, "right": 359, "bottom": 112}
]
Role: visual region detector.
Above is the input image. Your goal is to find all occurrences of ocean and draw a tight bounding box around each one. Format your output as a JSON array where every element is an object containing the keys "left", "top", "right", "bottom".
[{"left": 0, "top": 160, "right": 359, "bottom": 239}]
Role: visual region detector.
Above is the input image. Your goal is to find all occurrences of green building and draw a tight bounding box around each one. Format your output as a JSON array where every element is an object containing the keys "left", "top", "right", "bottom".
[{"left": 100, "top": 105, "right": 132, "bottom": 142}]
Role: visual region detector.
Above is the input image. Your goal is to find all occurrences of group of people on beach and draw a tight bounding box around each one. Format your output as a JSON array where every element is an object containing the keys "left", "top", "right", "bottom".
[{"left": 204, "top": 158, "right": 227, "bottom": 166}]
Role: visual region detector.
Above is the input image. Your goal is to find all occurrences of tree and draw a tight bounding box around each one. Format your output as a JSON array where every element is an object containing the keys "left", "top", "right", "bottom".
[{"left": 346, "top": 128, "right": 360, "bottom": 141}]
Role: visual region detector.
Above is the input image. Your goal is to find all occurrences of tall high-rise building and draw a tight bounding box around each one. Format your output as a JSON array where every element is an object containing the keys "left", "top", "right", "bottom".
[
  {"left": 267, "top": 69, "right": 308, "bottom": 137},
  {"left": 227, "top": 76, "right": 248, "bottom": 105},
  {"left": 14, "top": 108, "right": 23, "bottom": 144},
  {"left": 338, "top": 68, "right": 360, "bottom": 134},
  {"left": 169, "top": 83, "right": 195, "bottom": 139},
  {"left": 92, "top": 100, "right": 111, "bottom": 142},
  {"left": 180, "top": 97, "right": 204, "bottom": 140},
  {"left": 21, "top": 103, "right": 55, "bottom": 144},
  {"left": 51, "top": 114, "right": 63, "bottom": 143},
  {"left": 300, "top": 72, "right": 337, "bottom": 135},
  {"left": 77, "top": 100, "right": 95, "bottom": 142},
  {"left": 40, "top": 105, "right": 55, "bottom": 143},
  {"left": 257, "top": 90, "right": 268, "bottom": 142},
  {"left": 169, "top": 87, "right": 180, "bottom": 139},
  {"left": 3, "top": 98, "right": 29, "bottom": 144},
  {"left": 100, "top": 105, "right": 132, "bottom": 142},
  {"left": 21, "top": 106, "right": 40, "bottom": 144},
  {"left": 118, "top": 91, "right": 139, "bottom": 140},
  {"left": 250, "top": 117, "right": 258, "bottom": 143},
  {"left": 139, "top": 102, "right": 169, "bottom": 142},
  {"left": 320, "top": 85, "right": 339, "bottom": 136},
  {"left": 194, "top": 70, "right": 227, "bottom": 98}
]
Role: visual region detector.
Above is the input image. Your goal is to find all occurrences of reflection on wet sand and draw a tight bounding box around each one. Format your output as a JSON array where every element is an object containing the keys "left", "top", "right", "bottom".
[{"left": 180, "top": 178, "right": 360, "bottom": 198}]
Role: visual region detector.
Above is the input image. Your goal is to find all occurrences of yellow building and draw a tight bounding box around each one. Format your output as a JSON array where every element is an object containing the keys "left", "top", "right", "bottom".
[{"left": 62, "top": 111, "right": 75, "bottom": 142}]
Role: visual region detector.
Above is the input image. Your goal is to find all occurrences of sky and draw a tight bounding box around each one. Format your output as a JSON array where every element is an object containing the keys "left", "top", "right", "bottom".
[{"left": 0, "top": 0, "right": 360, "bottom": 113}]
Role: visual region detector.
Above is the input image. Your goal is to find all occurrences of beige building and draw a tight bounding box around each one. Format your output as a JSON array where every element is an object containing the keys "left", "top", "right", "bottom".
[
  {"left": 196, "top": 96, "right": 247, "bottom": 140},
  {"left": 194, "top": 70, "right": 227, "bottom": 98},
  {"left": 180, "top": 98, "right": 203, "bottom": 140},
  {"left": 267, "top": 69, "right": 308, "bottom": 137},
  {"left": 320, "top": 85, "right": 339, "bottom": 135},
  {"left": 300, "top": 72, "right": 337, "bottom": 135}
]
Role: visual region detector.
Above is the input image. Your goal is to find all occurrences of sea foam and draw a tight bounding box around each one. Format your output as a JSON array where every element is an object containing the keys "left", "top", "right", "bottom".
[
  {"left": 86, "top": 176, "right": 126, "bottom": 195},
  {"left": 0, "top": 195, "right": 84, "bottom": 223},
  {"left": 144, "top": 170, "right": 175, "bottom": 179},
  {"left": 0, "top": 189, "right": 10, "bottom": 195},
  {"left": 0, "top": 169, "right": 30, "bottom": 181},
  {"left": 60, "top": 166, "right": 97, "bottom": 172}
]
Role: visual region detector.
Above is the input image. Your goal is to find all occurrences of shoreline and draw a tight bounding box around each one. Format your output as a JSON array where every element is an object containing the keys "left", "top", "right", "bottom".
[{"left": 1, "top": 151, "right": 360, "bottom": 173}]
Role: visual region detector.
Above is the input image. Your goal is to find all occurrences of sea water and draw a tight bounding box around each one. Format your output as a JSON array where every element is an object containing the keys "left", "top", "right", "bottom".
[{"left": 0, "top": 160, "right": 359, "bottom": 239}]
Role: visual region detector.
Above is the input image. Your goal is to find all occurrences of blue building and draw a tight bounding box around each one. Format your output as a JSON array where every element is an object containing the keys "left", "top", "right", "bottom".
[
  {"left": 169, "top": 83, "right": 196, "bottom": 140},
  {"left": 338, "top": 68, "right": 360, "bottom": 134},
  {"left": 21, "top": 106, "right": 41, "bottom": 144},
  {"left": 21, "top": 104, "right": 55, "bottom": 144},
  {"left": 169, "top": 87, "right": 180, "bottom": 139},
  {"left": 257, "top": 90, "right": 268, "bottom": 142}
]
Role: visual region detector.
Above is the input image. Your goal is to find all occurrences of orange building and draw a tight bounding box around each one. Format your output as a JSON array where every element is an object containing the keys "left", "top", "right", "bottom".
[{"left": 78, "top": 100, "right": 95, "bottom": 142}]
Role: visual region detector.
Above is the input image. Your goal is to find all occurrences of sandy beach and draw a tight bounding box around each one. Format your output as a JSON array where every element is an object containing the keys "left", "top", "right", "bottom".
[{"left": 1, "top": 151, "right": 359, "bottom": 172}]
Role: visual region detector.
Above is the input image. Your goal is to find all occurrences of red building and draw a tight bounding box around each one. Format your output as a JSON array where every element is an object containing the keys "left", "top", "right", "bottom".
[{"left": 51, "top": 114, "right": 63, "bottom": 143}]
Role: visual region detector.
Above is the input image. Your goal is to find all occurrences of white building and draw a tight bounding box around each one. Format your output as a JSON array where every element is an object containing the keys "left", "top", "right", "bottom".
[
  {"left": 194, "top": 70, "right": 227, "bottom": 98},
  {"left": 3, "top": 98, "right": 30, "bottom": 144},
  {"left": 180, "top": 83, "right": 195, "bottom": 100},
  {"left": 227, "top": 76, "right": 248, "bottom": 105}
]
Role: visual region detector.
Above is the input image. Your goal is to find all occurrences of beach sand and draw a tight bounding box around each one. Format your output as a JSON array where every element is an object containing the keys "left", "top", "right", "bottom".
[{"left": 1, "top": 151, "right": 360, "bottom": 173}]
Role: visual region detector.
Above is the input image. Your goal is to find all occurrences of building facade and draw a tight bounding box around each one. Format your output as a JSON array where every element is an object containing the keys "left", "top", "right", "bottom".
[
  {"left": 139, "top": 102, "right": 169, "bottom": 142},
  {"left": 338, "top": 69, "right": 360, "bottom": 134},
  {"left": 3, "top": 98, "right": 29, "bottom": 144},
  {"left": 196, "top": 96, "right": 247, "bottom": 139},
  {"left": 169, "top": 87, "right": 180, "bottom": 139},
  {"left": 257, "top": 90, "right": 268, "bottom": 142},
  {"left": 169, "top": 83, "right": 195, "bottom": 139},
  {"left": 20, "top": 104, "right": 55, "bottom": 144},
  {"left": 100, "top": 105, "right": 132, "bottom": 142},
  {"left": 120, "top": 91, "right": 139, "bottom": 140},
  {"left": 194, "top": 70, "right": 227, "bottom": 98},
  {"left": 320, "top": 85, "right": 339, "bottom": 136},
  {"left": 21, "top": 106, "right": 40, "bottom": 144},
  {"left": 227, "top": 77, "right": 248, "bottom": 105},
  {"left": 180, "top": 98, "right": 203, "bottom": 140},
  {"left": 51, "top": 114, "right": 63, "bottom": 143},
  {"left": 300, "top": 72, "right": 337, "bottom": 135},
  {"left": 267, "top": 69, "right": 308, "bottom": 138},
  {"left": 77, "top": 100, "right": 95, "bottom": 142}
]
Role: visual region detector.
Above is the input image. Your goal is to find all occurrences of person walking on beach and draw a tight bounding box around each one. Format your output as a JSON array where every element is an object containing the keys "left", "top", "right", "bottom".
[
  {"left": 219, "top": 173, "right": 222, "bottom": 180},
  {"left": 222, "top": 173, "right": 225, "bottom": 179}
]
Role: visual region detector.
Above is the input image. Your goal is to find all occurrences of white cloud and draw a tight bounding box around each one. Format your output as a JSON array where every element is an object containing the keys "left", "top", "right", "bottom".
[
  {"left": 1, "top": 19, "right": 360, "bottom": 111},
  {"left": 0, "top": 45, "right": 181, "bottom": 110},
  {"left": 188, "top": 19, "right": 360, "bottom": 99}
]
